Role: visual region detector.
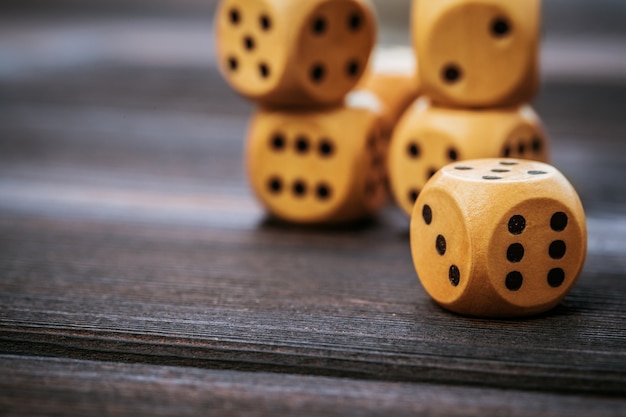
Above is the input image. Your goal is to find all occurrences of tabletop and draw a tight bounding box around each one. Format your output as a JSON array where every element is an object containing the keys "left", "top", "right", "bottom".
[{"left": 1, "top": 3, "right": 626, "bottom": 416}]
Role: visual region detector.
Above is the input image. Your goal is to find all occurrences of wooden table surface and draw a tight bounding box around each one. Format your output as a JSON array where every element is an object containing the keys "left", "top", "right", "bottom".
[{"left": 1, "top": 8, "right": 626, "bottom": 416}]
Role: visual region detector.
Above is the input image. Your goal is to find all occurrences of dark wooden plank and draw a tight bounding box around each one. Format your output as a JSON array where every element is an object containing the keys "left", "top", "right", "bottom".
[
  {"left": 1, "top": 204, "right": 625, "bottom": 395},
  {"left": 1, "top": 355, "right": 625, "bottom": 417}
]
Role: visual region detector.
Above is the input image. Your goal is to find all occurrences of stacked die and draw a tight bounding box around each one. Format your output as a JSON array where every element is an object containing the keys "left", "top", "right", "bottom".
[
  {"left": 399, "top": 0, "right": 588, "bottom": 317},
  {"left": 388, "top": 0, "right": 550, "bottom": 216},
  {"left": 356, "top": 47, "right": 422, "bottom": 141},
  {"left": 215, "top": 0, "right": 391, "bottom": 224}
]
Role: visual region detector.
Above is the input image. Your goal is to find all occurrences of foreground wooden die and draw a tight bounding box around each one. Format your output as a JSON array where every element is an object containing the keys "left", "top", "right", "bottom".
[
  {"left": 388, "top": 98, "right": 549, "bottom": 216},
  {"left": 246, "top": 99, "right": 387, "bottom": 224},
  {"left": 413, "top": 0, "right": 540, "bottom": 108},
  {"left": 411, "top": 158, "right": 587, "bottom": 317},
  {"left": 215, "top": 0, "right": 376, "bottom": 107}
]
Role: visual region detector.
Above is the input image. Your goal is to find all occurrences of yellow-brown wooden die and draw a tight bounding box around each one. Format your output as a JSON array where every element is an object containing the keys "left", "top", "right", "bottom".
[
  {"left": 388, "top": 98, "right": 549, "bottom": 216},
  {"left": 349, "top": 48, "right": 421, "bottom": 192},
  {"left": 356, "top": 46, "right": 422, "bottom": 139},
  {"left": 246, "top": 99, "right": 387, "bottom": 224},
  {"left": 215, "top": 0, "right": 376, "bottom": 108},
  {"left": 411, "top": 158, "right": 587, "bottom": 318},
  {"left": 412, "top": 0, "right": 540, "bottom": 108}
]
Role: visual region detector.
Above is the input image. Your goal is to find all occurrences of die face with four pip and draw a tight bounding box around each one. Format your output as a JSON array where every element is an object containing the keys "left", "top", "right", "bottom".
[
  {"left": 246, "top": 99, "right": 388, "bottom": 224},
  {"left": 410, "top": 158, "right": 587, "bottom": 318},
  {"left": 413, "top": 0, "right": 540, "bottom": 108},
  {"left": 388, "top": 98, "right": 549, "bottom": 216},
  {"left": 215, "top": 0, "right": 376, "bottom": 108}
]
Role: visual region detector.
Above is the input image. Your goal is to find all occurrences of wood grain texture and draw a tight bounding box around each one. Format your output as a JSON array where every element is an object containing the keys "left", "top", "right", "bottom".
[
  {"left": 1, "top": 206, "right": 625, "bottom": 394},
  {"left": 1, "top": 14, "right": 626, "bottom": 414},
  {"left": 1, "top": 355, "right": 625, "bottom": 417}
]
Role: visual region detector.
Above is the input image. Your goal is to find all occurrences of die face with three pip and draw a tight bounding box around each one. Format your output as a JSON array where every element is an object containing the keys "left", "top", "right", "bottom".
[
  {"left": 410, "top": 158, "right": 587, "bottom": 318},
  {"left": 413, "top": 0, "right": 540, "bottom": 108},
  {"left": 246, "top": 99, "right": 388, "bottom": 224},
  {"left": 388, "top": 98, "right": 549, "bottom": 216},
  {"left": 215, "top": 0, "right": 376, "bottom": 107}
]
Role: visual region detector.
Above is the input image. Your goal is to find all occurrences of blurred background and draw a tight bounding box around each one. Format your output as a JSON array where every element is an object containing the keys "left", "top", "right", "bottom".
[{"left": 1, "top": 0, "right": 625, "bottom": 224}]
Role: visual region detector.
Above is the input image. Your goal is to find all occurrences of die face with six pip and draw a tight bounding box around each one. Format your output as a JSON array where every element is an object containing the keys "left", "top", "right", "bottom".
[
  {"left": 246, "top": 99, "right": 388, "bottom": 224},
  {"left": 410, "top": 158, "right": 587, "bottom": 318},
  {"left": 388, "top": 98, "right": 549, "bottom": 216},
  {"left": 215, "top": 0, "right": 376, "bottom": 107},
  {"left": 413, "top": 0, "right": 540, "bottom": 108}
]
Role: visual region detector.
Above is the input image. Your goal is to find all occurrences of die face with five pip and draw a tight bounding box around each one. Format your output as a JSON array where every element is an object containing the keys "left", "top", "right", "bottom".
[
  {"left": 413, "top": 0, "right": 540, "bottom": 108},
  {"left": 215, "top": 0, "right": 376, "bottom": 107},
  {"left": 388, "top": 98, "right": 549, "bottom": 216},
  {"left": 246, "top": 100, "right": 388, "bottom": 224},
  {"left": 410, "top": 158, "right": 587, "bottom": 318}
]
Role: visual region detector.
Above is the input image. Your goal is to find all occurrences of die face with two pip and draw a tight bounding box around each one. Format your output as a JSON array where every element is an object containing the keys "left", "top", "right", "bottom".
[
  {"left": 215, "top": 0, "right": 376, "bottom": 107},
  {"left": 388, "top": 98, "right": 549, "bottom": 216},
  {"left": 246, "top": 100, "right": 388, "bottom": 224},
  {"left": 410, "top": 158, "right": 587, "bottom": 318},
  {"left": 413, "top": 0, "right": 540, "bottom": 108}
]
